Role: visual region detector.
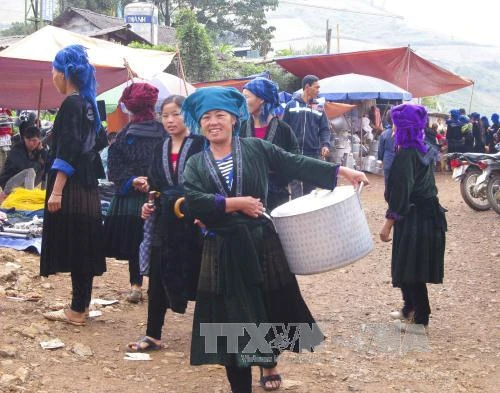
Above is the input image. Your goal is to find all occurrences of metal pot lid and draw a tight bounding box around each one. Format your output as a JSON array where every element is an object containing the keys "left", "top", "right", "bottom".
[{"left": 271, "top": 186, "right": 355, "bottom": 218}]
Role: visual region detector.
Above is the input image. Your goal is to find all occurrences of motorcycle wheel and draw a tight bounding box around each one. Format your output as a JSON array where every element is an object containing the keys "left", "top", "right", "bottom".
[
  {"left": 460, "top": 169, "right": 490, "bottom": 211},
  {"left": 486, "top": 173, "right": 500, "bottom": 214}
]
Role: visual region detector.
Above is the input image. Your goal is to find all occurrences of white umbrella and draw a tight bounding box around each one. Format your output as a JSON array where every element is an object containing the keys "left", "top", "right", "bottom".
[
  {"left": 295, "top": 73, "right": 412, "bottom": 101},
  {"left": 97, "top": 73, "right": 195, "bottom": 114}
]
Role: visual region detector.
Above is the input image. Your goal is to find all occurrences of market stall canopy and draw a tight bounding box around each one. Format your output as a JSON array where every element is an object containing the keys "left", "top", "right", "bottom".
[
  {"left": 98, "top": 74, "right": 195, "bottom": 114},
  {"left": 192, "top": 71, "right": 270, "bottom": 91},
  {"left": 276, "top": 47, "right": 473, "bottom": 98},
  {"left": 0, "top": 26, "right": 175, "bottom": 109},
  {"left": 296, "top": 73, "right": 412, "bottom": 101},
  {"left": 324, "top": 102, "right": 357, "bottom": 119}
]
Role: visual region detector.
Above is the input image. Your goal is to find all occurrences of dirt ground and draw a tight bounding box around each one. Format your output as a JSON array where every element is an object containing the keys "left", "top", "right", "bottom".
[{"left": 0, "top": 172, "right": 498, "bottom": 393}]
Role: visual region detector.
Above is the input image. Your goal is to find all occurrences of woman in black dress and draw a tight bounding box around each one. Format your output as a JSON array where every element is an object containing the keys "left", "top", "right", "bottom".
[
  {"left": 104, "top": 83, "right": 165, "bottom": 303},
  {"left": 42, "top": 45, "right": 106, "bottom": 326},
  {"left": 240, "top": 77, "right": 299, "bottom": 210},
  {"left": 380, "top": 103, "right": 447, "bottom": 335},
  {"left": 127, "top": 95, "right": 204, "bottom": 351}
]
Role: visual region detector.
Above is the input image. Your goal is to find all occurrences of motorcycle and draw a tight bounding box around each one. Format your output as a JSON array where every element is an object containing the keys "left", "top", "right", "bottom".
[
  {"left": 485, "top": 143, "right": 500, "bottom": 214},
  {"left": 447, "top": 151, "right": 500, "bottom": 211}
]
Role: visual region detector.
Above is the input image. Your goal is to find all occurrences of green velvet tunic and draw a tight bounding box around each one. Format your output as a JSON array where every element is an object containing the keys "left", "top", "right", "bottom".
[{"left": 183, "top": 137, "right": 339, "bottom": 367}]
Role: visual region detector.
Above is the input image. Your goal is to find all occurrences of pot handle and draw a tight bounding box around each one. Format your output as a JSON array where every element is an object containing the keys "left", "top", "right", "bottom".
[{"left": 356, "top": 181, "right": 365, "bottom": 196}]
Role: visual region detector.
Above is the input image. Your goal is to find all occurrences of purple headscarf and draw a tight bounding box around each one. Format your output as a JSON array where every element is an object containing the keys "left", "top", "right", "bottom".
[{"left": 391, "top": 103, "right": 428, "bottom": 154}]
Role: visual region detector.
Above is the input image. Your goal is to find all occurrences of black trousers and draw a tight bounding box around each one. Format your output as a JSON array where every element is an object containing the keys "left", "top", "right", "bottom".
[
  {"left": 400, "top": 283, "right": 431, "bottom": 325},
  {"left": 225, "top": 366, "right": 252, "bottom": 393},
  {"left": 146, "top": 251, "right": 168, "bottom": 340},
  {"left": 225, "top": 362, "right": 278, "bottom": 393},
  {"left": 128, "top": 257, "right": 143, "bottom": 286},
  {"left": 70, "top": 273, "right": 93, "bottom": 313}
]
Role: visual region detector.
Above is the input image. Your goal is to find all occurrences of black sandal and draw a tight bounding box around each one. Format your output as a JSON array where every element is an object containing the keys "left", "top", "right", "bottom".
[
  {"left": 259, "top": 367, "right": 282, "bottom": 391},
  {"left": 127, "top": 336, "right": 163, "bottom": 352}
]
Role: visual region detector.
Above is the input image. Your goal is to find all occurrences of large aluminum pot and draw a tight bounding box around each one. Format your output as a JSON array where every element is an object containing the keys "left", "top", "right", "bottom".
[{"left": 270, "top": 185, "right": 373, "bottom": 275}]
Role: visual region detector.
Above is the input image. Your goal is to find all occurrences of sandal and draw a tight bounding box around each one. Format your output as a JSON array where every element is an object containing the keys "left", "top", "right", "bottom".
[
  {"left": 259, "top": 367, "right": 282, "bottom": 391},
  {"left": 127, "top": 336, "right": 163, "bottom": 352},
  {"left": 126, "top": 289, "right": 143, "bottom": 303},
  {"left": 43, "top": 309, "right": 86, "bottom": 326}
]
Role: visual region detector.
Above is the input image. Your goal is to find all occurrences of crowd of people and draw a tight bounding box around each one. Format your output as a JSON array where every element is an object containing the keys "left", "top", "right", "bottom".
[{"left": 7, "top": 43, "right": 500, "bottom": 392}]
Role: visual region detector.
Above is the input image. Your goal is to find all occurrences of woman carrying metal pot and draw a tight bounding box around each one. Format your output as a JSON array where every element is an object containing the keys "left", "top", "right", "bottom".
[
  {"left": 380, "top": 103, "right": 447, "bottom": 335},
  {"left": 127, "top": 95, "right": 205, "bottom": 352},
  {"left": 240, "top": 77, "right": 299, "bottom": 210},
  {"left": 181, "top": 87, "right": 368, "bottom": 393}
]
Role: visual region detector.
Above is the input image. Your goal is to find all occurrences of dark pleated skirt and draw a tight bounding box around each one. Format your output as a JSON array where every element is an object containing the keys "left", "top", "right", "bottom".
[
  {"left": 103, "top": 192, "right": 146, "bottom": 260},
  {"left": 190, "top": 223, "right": 324, "bottom": 367},
  {"left": 392, "top": 200, "right": 446, "bottom": 287},
  {"left": 149, "top": 215, "right": 202, "bottom": 313},
  {"left": 40, "top": 176, "right": 105, "bottom": 277}
]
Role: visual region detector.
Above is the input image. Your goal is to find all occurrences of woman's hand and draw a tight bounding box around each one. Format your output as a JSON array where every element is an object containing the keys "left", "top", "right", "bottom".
[
  {"left": 141, "top": 203, "right": 154, "bottom": 220},
  {"left": 194, "top": 219, "right": 206, "bottom": 229},
  {"left": 133, "top": 176, "right": 149, "bottom": 193},
  {"left": 379, "top": 219, "right": 394, "bottom": 242},
  {"left": 226, "top": 196, "right": 265, "bottom": 218},
  {"left": 338, "top": 167, "right": 370, "bottom": 189},
  {"left": 48, "top": 192, "right": 62, "bottom": 213}
]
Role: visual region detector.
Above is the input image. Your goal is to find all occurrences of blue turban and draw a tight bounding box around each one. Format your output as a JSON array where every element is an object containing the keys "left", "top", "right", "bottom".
[
  {"left": 53, "top": 45, "right": 101, "bottom": 132},
  {"left": 470, "top": 112, "right": 480, "bottom": 121},
  {"left": 181, "top": 87, "right": 249, "bottom": 135},
  {"left": 492, "top": 113, "right": 499, "bottom": 125},
  {"left": 459, "top": 115, "right": 470, "bottom": 125},
  {"left": 449, "top": 109, "right": 460, "bottom": 120},
  {"left": 243, "top": 77, "right": 280, "bottom": 124}
]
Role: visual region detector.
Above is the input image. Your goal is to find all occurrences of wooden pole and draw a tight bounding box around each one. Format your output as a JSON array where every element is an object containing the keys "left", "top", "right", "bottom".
[
  {"left": 36, "top": 78, "right": 43, "bottom": 127},
  {"left": 468, "top": 82, "right": 475, "bottom": 113},
  {"left": 336, "top": 24, "right": 340, "bottom": 53},
  {"left": 176, "top": 46, "right": 189, "bottom": 95},
  {"left": 326, "top": 20, "right": 332, "bottom": 54}
]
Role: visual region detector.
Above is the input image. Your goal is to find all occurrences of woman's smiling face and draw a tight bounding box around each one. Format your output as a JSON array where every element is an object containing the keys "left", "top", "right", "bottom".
[{"left": 199, "top": 110, "right": 236, "bottom": 144}]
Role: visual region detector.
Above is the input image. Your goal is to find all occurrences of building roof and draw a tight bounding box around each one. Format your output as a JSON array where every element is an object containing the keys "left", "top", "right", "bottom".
[
  {"left": 53, "top": 7, "right": 176, "bottom": 46},
  {"left": 0, "top": 35, "right": 24, "bottom": 50}
]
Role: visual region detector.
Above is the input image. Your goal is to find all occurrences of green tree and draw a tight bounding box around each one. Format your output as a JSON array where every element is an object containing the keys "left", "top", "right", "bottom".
[
  {"left": 175, "top": 9, "right": 217, "bottom": 82},
  {"left": 62, "top": 0, "right": 117, "bottom": 14},
  {"left": 0, "top": 22, "right": 36, "bottom": 37}
]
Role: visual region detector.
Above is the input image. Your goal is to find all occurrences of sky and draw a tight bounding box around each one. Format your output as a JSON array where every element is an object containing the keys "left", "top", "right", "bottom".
[{"left": 380, "top": 0, "right": 500, "bottom": 47}]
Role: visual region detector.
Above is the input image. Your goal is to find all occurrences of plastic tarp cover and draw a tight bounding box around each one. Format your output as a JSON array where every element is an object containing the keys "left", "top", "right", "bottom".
[
  {"left": 275, "top": 47, "right": 473, "bottom": 98},
  {"left": 0, "top": 26, "right": 175, "bottom": 109}
]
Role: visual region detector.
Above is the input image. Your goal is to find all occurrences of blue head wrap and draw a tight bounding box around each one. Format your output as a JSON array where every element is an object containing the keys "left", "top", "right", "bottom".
[
  {"left": 243, "top": 77, "right": 280, "bottom": 124},
  {"left": 450, "top": 109, "right": 460, "bottom": 120},
  {"left": 492, "top": 113, "right": 499, "bottom": 125},
  {"left": 53, "top": 45, "right": 101, "bottom": 132},
  {"left": 470, "top": 112, "right": 480, "bottom": 121},
  {"left": 459, "top": 115, "right": 469, "bottom": 125},
  {"left": 181, "top": 87, "right": 249, "bottom": 135}
]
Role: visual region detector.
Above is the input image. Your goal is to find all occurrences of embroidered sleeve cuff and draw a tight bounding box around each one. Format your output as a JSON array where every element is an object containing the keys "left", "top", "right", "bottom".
[
  {"left": 332, "top": 165, "right": 339, "bottom": 189},
  {"left": 385, "top": 210, "right": 403, "bottom": 221},
  {"left": 214, "top": 193, "right": 226, "bottom": 212},
  {"left": 119, "top": 177, "right": 136, "bottom": 196},
  {"left": 51, "top": 158, "right": 75, "bottom": 177}
]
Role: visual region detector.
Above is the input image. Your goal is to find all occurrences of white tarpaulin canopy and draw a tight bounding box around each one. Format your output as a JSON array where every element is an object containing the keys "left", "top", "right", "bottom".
[{"left": 0, "top": 26, "right": 175, "bottom": 109}]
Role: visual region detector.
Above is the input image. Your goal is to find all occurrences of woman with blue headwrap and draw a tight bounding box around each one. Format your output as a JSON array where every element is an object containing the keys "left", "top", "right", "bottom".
[
  {"left": 486, "top": 113, "right": 499, "bottom": 153},
  {"left": 240, "top": 77, "right": 299, "bottom": 210},
  {"left": 446, "top": 109, "right": 465, "bottom": 153},
  {"left": 41, "top": 45, "right": 107, "bottom": 326},
  {"left": 470, "top": 112, "right": 485, "bottom": 153},
  {"left": 181, "top": 87, "right": 368, "bottom": 392}
]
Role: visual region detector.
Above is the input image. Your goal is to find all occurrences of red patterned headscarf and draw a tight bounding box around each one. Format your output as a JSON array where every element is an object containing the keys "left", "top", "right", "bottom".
[{"left": 120, "top": 83, "right": 159, "bottom": 123}]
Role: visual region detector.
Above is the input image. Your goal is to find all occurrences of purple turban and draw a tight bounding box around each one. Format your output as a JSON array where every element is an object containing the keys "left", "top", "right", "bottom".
[{"left": 391, "top": 103, "right": 428, "bottom": 153}]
